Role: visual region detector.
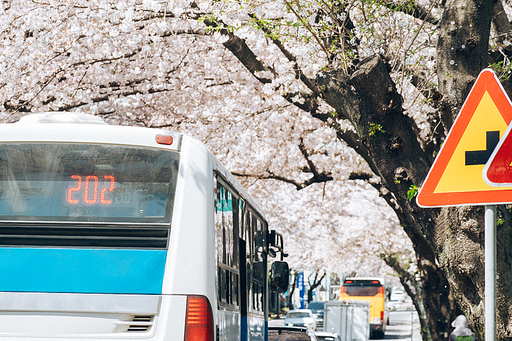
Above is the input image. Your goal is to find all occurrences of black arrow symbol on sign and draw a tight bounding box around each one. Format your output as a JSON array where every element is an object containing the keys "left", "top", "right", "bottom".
[{"left": 465, "top": 131, "right": 500, "bottom": 165}]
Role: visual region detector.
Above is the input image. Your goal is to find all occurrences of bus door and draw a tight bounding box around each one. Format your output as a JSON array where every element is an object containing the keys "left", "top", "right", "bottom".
[
  {"left": 241, "top": 208, "right": 265, "bottom": 341},
  {"left": 239, "top": 237, "right": 248, "bottom": 341}
]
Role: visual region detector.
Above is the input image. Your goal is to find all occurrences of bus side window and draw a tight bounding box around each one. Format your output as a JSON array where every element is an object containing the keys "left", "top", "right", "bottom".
[
  {"left": 224, "top": 190, "right": 233, "bottom": 267},
  {"left": 215, "top": 185, "right": 224, "bottom": 266},
  {"left": 251, "top": 214, "right": 265, "bottom": 313},
  {"left": 245, "top": 210, "right": 253, "bottom": 311}
]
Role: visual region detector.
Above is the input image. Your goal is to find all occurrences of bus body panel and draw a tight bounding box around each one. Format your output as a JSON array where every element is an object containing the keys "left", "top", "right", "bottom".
[
  {"left": 248, "top": 314, "right": 265, "bottom": 340},
  {"left": 3, "top": 113, "right": 180, "bottom": 152},
  {"left": 0, "top": 294, "right": 191, "bottom": 340},
  {"left": 0, "top": 292, "right": 163, "bottom": 338},
  {"left": 152, "top": 294, "right": 188, "bottom": 341},
  {"left": 0, "top": 112, "right": 275, "bottom": 340},
  {"left": 217, "top": 309, "right": 240, "bottom": 341},
  {"left": 161, "top": 135, "right": 216, "bottom": 298}
]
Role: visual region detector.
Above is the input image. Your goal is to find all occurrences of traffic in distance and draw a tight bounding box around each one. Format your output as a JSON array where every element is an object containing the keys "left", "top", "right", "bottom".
[
  {"left": 272, "top": 277, "right": 414, "bottom": 341},
  {"left": 339, "top": 277, "right": 388, "bottom": 338},
  {"left": 0, "top": 112, "right": 290, "bottom": 341}
]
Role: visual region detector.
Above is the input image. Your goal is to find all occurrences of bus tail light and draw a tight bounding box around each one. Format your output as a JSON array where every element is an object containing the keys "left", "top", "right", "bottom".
[
  {"left": 184, "top": 295, "right": 214, "bottom": 341},
  {"left": 340, "top": 286, "right": 345, "bottom": 294},
  {"left": 380, "top": 310, "right": 384, "bottom": 322}
]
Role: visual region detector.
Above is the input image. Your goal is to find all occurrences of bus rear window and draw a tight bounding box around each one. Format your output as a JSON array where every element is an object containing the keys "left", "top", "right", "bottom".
[
  {"left": 0, "top": 143, "right": 179, "bottom": 223},
  {"left": 343, "top": 285, "right": 381, "bottom": 296}
]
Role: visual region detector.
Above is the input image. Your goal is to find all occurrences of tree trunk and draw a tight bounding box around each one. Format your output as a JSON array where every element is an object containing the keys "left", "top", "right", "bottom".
[
  {"left": 307, "top": 271, "right": 326, "bottom": 304},
  {"left": 288, "top": 271, "right": 298, "bottom": 310},
  {"left": 381, "top": 254, "right": 429, "bottom": 339},
  {"left": 434, "top": 0, "right": 512, "bottom": 339},
  {"left": 316, "top": 55, "right": 454, "bottom": 341}
]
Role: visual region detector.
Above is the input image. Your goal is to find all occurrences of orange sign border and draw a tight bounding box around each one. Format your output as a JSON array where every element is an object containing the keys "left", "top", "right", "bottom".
[{"left": 417, "top": 69, "right": 512, "bottom": 207}]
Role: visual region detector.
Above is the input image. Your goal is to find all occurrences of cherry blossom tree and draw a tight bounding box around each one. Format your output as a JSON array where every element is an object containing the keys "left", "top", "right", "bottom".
[{"left": 2, "top": 0, "right": 512, "bottom": 339}]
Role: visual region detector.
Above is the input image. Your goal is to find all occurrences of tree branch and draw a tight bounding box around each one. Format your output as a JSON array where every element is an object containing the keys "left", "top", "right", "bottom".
[
  {"left": 248, "top": 13, "right": 320, "bottom": 98},
  {"left": 201, "top": 15, "right": 323, "bottom": 114},
  {"left": 221, "top": 33, "right": 274, "bottom": 84},
  {"left": 283, "top": 0, "right": 331, "bottom": 58},
  {"left": 381, "top": 0, "right": 440, "bottom": 25},
  {"left": 232, "top": 137, "right": 333, "bottom": 190},
  {"left": 492, "top": 0, "right": 511, "bottom": 45}
]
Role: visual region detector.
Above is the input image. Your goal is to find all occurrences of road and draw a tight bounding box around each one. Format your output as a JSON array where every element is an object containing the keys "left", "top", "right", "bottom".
[
  {"left": 384, "top": 310, "right": 421, "bottom": 341},
  {"left": 269, "top": 310, "right": 421, "bottom": 340}
]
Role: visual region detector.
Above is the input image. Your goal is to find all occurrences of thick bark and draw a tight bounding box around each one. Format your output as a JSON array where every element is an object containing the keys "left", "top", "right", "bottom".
[
  {"left": 316, "top": 55, "right": 453, "bottom": 341},
  {"left": 434, "top": 207, "right": 485, "bottom": 338},
  {"left": 496, "top": 209, "right": 512, "bottom": 338},
  {"left": 436, "top": 0, "right": 493, "bottom": 129},
  {"left": 434, "top": 0, "right": 512, "bottom": 340}
]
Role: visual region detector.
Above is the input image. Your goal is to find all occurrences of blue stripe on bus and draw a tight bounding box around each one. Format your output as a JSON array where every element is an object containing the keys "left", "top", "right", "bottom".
[
  {"left": 0, "top": 248, "right": 167, "bottom": 294},
  {"left": 265, "top": 320, "right": 269, "bottom": 341}
]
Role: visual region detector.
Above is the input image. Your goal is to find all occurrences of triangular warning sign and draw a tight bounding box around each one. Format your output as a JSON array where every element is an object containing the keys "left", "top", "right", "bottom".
[
  {"left": 484, "top": 121, "right": 512, "bottom": 187},
  {"left": 417, "top": 69, "right": 512, "bottom": 207}
]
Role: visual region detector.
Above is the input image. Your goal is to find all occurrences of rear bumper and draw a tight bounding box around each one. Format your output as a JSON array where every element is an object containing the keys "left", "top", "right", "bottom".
[
  {"left": 0, "top": 292, "right": 189, "bottom": 340},
  {"left": 370, "top": 323, "right": 384, "bottom": 332}
]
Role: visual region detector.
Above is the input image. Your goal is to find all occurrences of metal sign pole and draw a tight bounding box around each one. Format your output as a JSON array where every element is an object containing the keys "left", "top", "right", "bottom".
[{"left": 485, "top": 205, "right": 497, "bottom": 341}]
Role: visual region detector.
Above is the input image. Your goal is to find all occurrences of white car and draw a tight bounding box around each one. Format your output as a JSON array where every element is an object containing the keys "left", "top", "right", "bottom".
[
  {"left": 284, "top": 309, "right": 318, "bottom": 330},
  {"left": 388, "top": 299, "right": 403, "bottom": 311},
  {"left": 390, "top": 289, "right": 407, "bottom": 301}
]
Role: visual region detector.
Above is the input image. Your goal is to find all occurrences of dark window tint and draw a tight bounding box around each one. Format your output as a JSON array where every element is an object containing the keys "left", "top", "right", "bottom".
[
  {"left": 0, "top": 143, "right": 179, "bottom": 223},
  {"left": 343, "top": 286, "right": 381, "bottom": 296}
]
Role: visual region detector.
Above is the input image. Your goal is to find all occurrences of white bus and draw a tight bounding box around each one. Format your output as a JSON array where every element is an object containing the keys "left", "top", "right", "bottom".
[{"left": 0, "top": 112, "right": 288, "bottom": 341}]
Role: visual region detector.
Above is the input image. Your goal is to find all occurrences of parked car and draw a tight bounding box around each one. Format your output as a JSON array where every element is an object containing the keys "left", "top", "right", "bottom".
[
  {"left": 388, "top": 299, "right": 403, "bottom": 311},
  {"left": 315, "top": 331, "right": 341, "bottom": 341},
  {"left": 307, "top": 301, "right": 326, "bottom": 330},
  {"left": 284, "top": 309, "right": 318, "bottom": 330},
  {"left": 269, "top": 326, "right": 319, "bottom": 341},
  {"left": 390, "top": 288, "right": 407, "bottom": 302}
]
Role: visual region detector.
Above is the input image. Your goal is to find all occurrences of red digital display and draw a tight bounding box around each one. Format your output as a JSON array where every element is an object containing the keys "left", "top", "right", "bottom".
[{"left": 67, "top": 175, "right": 115, "bottom": 205}]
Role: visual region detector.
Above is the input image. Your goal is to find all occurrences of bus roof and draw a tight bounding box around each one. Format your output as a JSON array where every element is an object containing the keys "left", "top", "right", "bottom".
[
  {"left": 343, "top": 277, "right": 384, "bottom": 285},
  {"left": 5, "top": 112, "right": 181, "bottom": 152}
]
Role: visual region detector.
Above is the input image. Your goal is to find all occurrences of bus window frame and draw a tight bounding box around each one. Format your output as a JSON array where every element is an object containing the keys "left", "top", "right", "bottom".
[
  {"left": 215, "top": 175, "right": 241, "bottom": 310},
  {"left": 214, "top": 173, "right": 268, "bottom": 315}
]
